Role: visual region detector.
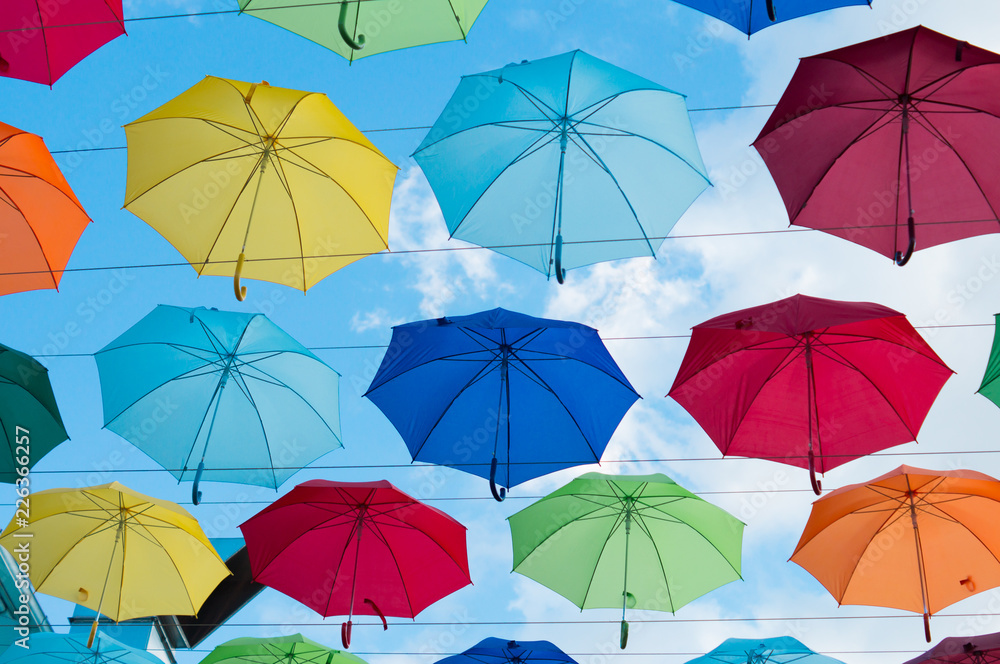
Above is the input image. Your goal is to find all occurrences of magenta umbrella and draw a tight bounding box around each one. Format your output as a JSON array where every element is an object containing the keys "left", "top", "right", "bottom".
[
  {"left": 1, "top": 0, "right": 125, "bottom": 85},
  {"left": 753, "top": 25, "right": 1000, "bottom": 266},
  {"left": 903, "top": 631, "right": 1000, "bottom": 663}
]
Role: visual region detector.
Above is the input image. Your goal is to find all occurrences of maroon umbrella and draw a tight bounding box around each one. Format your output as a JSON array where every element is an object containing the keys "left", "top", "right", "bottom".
[
  {"left": 903, "top": 631, "right": 1000, "bottom": 663},
  {"left": 753, "top": 26, "right": 1000, "bottom": 266},
  {"left": 240, "top": 479, "right": 471, "bottom": 648},
  {"left": 667, "top": 294, "right": 953, "bottom": 493},
  {"left": 1, "top": 0, "right": 125, "bottom": 86}
]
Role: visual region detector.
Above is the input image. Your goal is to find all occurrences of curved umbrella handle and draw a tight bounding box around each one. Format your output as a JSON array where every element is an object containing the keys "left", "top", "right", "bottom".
[
  {"left": 341, "top": 620, "right": 352, "bottom": 648},
  {"left": 234, "top": 252, "right": 247, "bottom": 301},
  {"left": 489, "top": 457, "right": 506, "bottom": 502},
  {"left": 766, "top": 0, "right": 777, "bottom": 21},
  {"left": 338, "top": 2, "right": 366, "bottom": 51},
  {"left": 365, "top": 599, "right": 388, "bottom": 630},
  {"left": 192, "top": 460, "right": 206, "bottom": 505},
  {"left": 554, "top": 233, "right": 566, "bottom": 284},
  {"left": 619, "top": 619, "right": 629, "bottom": 650},
  {"left": 894, "top": 216, "right": 916, "bottom": 266},
  {"left": 923, "top": 612, "right": 931, "bottom": 643},
  {"left": 808, "top": 449, "right": 822, "bottom": 496}
]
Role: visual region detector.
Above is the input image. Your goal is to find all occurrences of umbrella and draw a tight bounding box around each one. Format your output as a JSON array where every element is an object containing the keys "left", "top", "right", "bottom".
[
  {"left": 903, "top": 631, "right": 1000, "bottom": 664},
  {"left": 236, "top": 0, "right": 490, "bottom": 63},
  {"left": 123, "top": 76, "right": 397, "bottom": 300},
  {"left": 412, "top": 50, "right": 710, "bottom": 282},
  {"left": 95, "top": 305, "right": 342, "bottom": 505},
  {"left": 752, "top": 25, "right": 1000, "bottom": 266},
  {"left": 0, "top": 632, "right": 163, "bottom": 664},
  {"left": 669, "top": 0, "right": 872, "bottom": 37},
  {"left": 683, "top": 636, "right": 845, "bottom": 664},
  {"left": 0, "top": 342, "right": 67, "bottom": 483},
  {"left": 435, "top": 638, "right": 577, "bottom": 664},
  {"left": 791, "top": 465, "right": 1000, "bottom": 642},
  {"left": 364, "top": 307, "right": 639, "bottom": 501},
  {"left": 0, "top": 0, "right": 125, "bottom": 85},
  {"left": 667, "top": 294, "right": 953, "bottom": 494},
  {"left": 508, "top": 472, "right": 744, "bottom": 649},
  {"left": 0, "top": 481, "right": 230, "bottom": 646},
  {"left": 199, "top": 635, "right": 367, "bottom": 664},
  {"left": 976, "top": 313, "right": 1000, "bottom": 409},
  {"left": 1, "top": 121, "right": 91, "bottom": 295},
  {"left": 240, "top": 479, "right": 472, "bottom": 648}
]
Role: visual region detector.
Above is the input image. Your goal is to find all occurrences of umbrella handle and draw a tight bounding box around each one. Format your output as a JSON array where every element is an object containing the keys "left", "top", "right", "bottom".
[
  {"left": 555, "top": 233, "right": 566, "bottom": 284},
  {"left": 87, "top": 619, "right": 98, "bottom": 649},
  {"left": 766, "top": 0, "right": 777, "bottom": 21},
  {"left": 924, "top": 612, "right": 931, "bottom": 643},
  {"left": 341, "top": 620, "right": 352, "bottom": 648},
  {"left": 619, "top": 619, "right": 629, "bottom": 649},
  {"left": 365, "top": 599, "right": 388, "bottom": 630},
  {"left": 894, "top": 216, "right": 916, "bottom": 266},
  {"left": 192, "top": 460, "right": 205, "bottom": 505},
  {"left": 808, "top": 450, "right": 822, "bottom": 495},
  {"left": 489, "top": 457, "right": 507, "bottom": 502},
  {"left": 234, "top": 252, "right": 247, "bottom": 301},
  {"left": 338, "top": 1, "right": 366, "bottom": 50}
]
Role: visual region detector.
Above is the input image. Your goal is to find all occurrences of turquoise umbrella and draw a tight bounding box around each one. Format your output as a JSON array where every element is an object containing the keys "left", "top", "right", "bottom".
[
  {"left": 683, "top": 637, "right": 846, "bottom": 664},
  {"left": 0, "top": 633, "right": 163, "bottom": 664},
  {"left": 95, "top": 305, "right": 342, "bottom": 504},
  {"left": 413, "top": 50, "right": 710, "bottom": 283}
]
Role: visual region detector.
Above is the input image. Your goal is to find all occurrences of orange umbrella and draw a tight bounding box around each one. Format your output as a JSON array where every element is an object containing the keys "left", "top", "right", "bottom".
[
  {"left": 0, "top": 121, "right": 91, "bottom": 295},
  {"left": 791, "top": 465, "right": 1000, "bottom": 643}
]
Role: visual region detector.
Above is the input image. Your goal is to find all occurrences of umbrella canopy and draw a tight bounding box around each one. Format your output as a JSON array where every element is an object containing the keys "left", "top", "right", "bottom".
[
  {"left": 667, "top": 294, "right": 952, "bottom": 493},
  {"left": 364, "top": 307, "right": 639, "bottom": 500},
  {"left": 123, "top": 76, "right": 397, "bottom": 299},
  {"left": 791, "top": 465, "right": 1000, "bottom": 642},
  {"left": 0, "top": 121, "right": 91, "bottom": 295},
  {"left": 682, "top": 637, "right": 845, "bottom": 664},
  {"left": 0, "top": 0, "right": 125, "bottom": 85},
  {"left": 0, "top": 632, "right": 164, "bottom": 664},
  {"left": 413, "top": 50, "right": 710, "bottom": 282},
  {"left": 0, "top": 342, "right": 67, "bottom": 483},
  {"left": 753, "top": 25, "right": 1000, "bottom": 266},
  {"left": 435, "top": 638, "right": 577, "bottom": 664},
  {"left": 236, "top": 0, "right": 490, "bottom": 63},
  {"left": 508, "top": 472, "right": 743, "bottom": 648},
  {"left": 0, "top": 481, "right": 230, "bottom": 630},
  {"left": 199, "top": 635, "right": 367, "bottom": 664},
  {"left": 903, "top": 631, "right": 1000, "bottom": 664},
  {"left": 240, "top": 479, "right": 471, "bottom": 647},
  {"left": 95, "top": 305, "right": 342, "bottom": 504},
  {"left": 977, "top": 313, "right": 1000, "bottom": 409},
  {"left": 669, "top": 0, "right": 872, "bottom": 37}
]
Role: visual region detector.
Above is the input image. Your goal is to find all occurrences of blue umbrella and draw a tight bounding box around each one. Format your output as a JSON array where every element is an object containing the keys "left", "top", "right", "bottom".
[
  {"left": 684, "top": 637, "right": 846, "bottom": 664},
  {"left": 670, "top": 0, "right": 873, "bottom": 37},
  {"left": 412, "top": 50, "right": 709, "bottom": 283},
  {"left": 95, "top": 305, "right": 342, "bottom": 504},
  {"left": 364, "top": 308, "right": 639, "bottom": 500},
  {"left": 0, "top": 633, "right": 164, "bottom": 664},
  {"left": 436, "top": 639, "right": 577, "bottom": 664}
]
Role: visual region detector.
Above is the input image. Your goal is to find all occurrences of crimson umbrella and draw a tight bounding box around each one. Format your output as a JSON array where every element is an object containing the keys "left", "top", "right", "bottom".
[
  {"left": 667, "top": 294, "right": 953, "bottom": 493},
  {"left": 1, "top": 0, "right": 125, "bottom": 85},
  {"left": 903, "top": 630, "right": 1000, "bottom": 663},
  {"left": 753, "top": 26, "right": 1000, "bottom": 266},
  {"left": 240, "top": 479, "right": 471, "bottom": 649}
]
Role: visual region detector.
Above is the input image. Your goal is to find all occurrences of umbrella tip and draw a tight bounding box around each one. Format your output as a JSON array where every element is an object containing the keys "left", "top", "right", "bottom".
[
  {"left": 0, "top": 54, "right": 8, "bottom": 72},
  {"left": 507, "top": 641, "right": 517, "bottom": 649}
]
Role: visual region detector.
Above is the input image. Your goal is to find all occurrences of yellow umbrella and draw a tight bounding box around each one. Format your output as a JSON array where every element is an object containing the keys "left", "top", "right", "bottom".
[
  {"left": 0, "top": 482, "right": 231, "bottom": 645},
  {"left": 123, "top": 76, "right": 397, "bottom": 299}
]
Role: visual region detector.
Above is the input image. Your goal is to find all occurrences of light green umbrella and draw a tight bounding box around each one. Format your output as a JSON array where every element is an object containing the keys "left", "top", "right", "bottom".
[
  {"left": 200, "top": 635, "right": 367, "bottom": 664},
  {"left": 236, "top": 0, "right": 490, "bottom": 63},
  {"left": 508, "top": 473, "right": 744, "bottom": 649}
]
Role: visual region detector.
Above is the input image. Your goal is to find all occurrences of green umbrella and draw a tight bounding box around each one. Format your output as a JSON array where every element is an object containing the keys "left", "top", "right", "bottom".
[
  {"left": 236, "top": 0, "right": 490, "bottom": 63},
  {"left": 200, "top": 635, "right": 367, "bottom": 664},
  {"left": 508, "top": 473, "right": 744, "bottom": 649},
  {"left": 0, "top": 342, "right": 67, "bottom": 483},
  {"left": 978, "top": 313, "right": 1000, "bottom": 407}
]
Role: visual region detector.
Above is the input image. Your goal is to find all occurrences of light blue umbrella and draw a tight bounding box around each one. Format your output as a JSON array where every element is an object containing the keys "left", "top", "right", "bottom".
[
  {"left": 684, "top": 637, "right": 846, "bottom": 664},
  {"left": 669, "top": 0, "right": 873, "bottom": 37},
  {"left": 95, "top": 305, "right": 342, "bottom": 504},
  {"left": 0, "top": 633, "right": 164, "bottom": 664},
  {"left": 413, "top": 50, "right": 710, "bottom": 283}
]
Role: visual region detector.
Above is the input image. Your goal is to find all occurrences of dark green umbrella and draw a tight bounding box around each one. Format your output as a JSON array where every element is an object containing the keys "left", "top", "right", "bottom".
[
  {"left": 979, "top": 314, "right": 1000, "bottom": 407},
  {"left": 0, "top": 342, "right": 67, "bottom": 483}
]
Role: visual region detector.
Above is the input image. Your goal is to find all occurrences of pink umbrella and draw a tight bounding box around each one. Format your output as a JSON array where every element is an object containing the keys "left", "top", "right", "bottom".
[
  {"left": 903, "top": 631, "right": 1000, "bottom": 663},
  {"left": 753, "top": 26, "right": 1000, "bottom": 266},
  {"left": 1, "top": 0, "right": 125, "bottom": 85}
]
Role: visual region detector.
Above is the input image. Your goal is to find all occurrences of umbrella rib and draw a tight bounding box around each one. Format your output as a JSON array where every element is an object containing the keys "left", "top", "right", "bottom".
[
  {"left": 0, "top": 179, "right": 63, "bottom": 289},
  {"left": 364, "top": 347, "right": 507, "bottom": 394},
  {"left": 578, "top": 503, "right": 630, "bottom": 610},
  {"left": 508, "top": 346, "right": 638, "bottom": 394},
  {"left": 574, "top": 118, "right": 710, "bottom": 180}
]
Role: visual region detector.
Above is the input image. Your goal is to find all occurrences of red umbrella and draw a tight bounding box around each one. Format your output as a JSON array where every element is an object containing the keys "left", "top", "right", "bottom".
[
  {"left": 903, "top": 630, "right": 1000, "bottom": 663},
  {"left": 753, "top": 26, "right": 1000, "bottom": 266},
  {"left": 667, "top": 294, "right": 953, "bottom": 493},
  {"left": 240, "top": 480, "right": 471, "bottom": 648},
  {"left": 1, "top": 0, "right": 125, "bottom": 86}
]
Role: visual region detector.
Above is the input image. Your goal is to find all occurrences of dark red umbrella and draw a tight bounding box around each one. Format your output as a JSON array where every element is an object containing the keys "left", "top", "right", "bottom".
[
  {"left": 903, "top": 630, "right": 1000, "bottom": 663},
  {"left": 753, "top": 26, "right": 1000, "bottom": 266},
  {"left": 1, "top": 0, "right": 125, "bottom": 86},
  {"left": 240, "top": 480, "right": 471, "bottom": 648},
  {"left": 667, "top": 294, "right": 953, "bottom": 493}
]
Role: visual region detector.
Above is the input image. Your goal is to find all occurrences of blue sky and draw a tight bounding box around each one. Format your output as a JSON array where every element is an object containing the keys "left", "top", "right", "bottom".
[{"left": 5, "top": 1, "right": 1000, "bottom": 663}]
